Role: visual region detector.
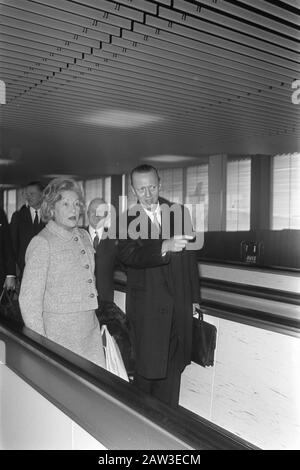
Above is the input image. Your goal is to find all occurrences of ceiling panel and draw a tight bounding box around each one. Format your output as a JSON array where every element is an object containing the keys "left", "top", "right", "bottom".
[{"left": 0, "top": 0, "right": 299, "bottom": 186}]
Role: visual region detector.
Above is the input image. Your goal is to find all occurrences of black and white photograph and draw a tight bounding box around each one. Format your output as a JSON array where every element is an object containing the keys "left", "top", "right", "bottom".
[{"left": 0, "top": 0, "right": 299, "bottom": 453}]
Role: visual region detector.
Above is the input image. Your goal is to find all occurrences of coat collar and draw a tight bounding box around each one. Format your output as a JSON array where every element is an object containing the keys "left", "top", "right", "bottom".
[{"left": 46, "top": 220, "right": 81, "bottom": 241}]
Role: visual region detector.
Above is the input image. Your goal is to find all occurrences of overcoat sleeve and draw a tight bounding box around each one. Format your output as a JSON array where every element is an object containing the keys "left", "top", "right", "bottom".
[
  {"left": 9, "top": 210, "right": 19, "bottom": 261},
  {"left": 19, "top": 235, "right": 49, "bottom": 335},
  {"left": 0, "top": 209, "right": 16, "bottom": 277},
  {"left": 117, "top": 237, "right": 170, "bottom": 269}
]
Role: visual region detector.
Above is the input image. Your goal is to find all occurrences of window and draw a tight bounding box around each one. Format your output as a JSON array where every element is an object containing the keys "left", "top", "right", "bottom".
[
  {"left": 3, "top": 189, "right": 17, "bottom": 222},
  {"left": 226, "top": 158, "right": 251, "bottom": 231},
  {"left": 272, "top": 153, "right": 300, "bottom": 230},
  {"left": 81, "top": 177, "right": 111, "bottom": 225},
  {"left": 159, "top": 168, "right": 183, "bottom": 204},
  {"left": 186, "top": 164, "right": 209, "bottom": 232}
]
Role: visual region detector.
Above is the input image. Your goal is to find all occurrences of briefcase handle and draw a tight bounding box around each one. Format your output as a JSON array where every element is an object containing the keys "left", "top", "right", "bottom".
[{"left": 193, "top": 305, "right": 207, "bottom": 321}]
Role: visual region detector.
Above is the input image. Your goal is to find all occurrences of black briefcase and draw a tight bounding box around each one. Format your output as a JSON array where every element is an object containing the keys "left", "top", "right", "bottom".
[
  {"left": 192, "top": 309, "right": 217, "bottom": 367},
  {"left": 0, "top": 288, "right": 24, "bottom": 326}
]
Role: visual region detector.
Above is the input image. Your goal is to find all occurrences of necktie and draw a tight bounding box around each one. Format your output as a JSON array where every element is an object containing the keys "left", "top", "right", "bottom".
[
  {"left": 152, "top": 212, "right": 160, "bottom": 232},
  {"left": 33, "top": 210, "right": 39, "bottom": 227},
  {"left": 93, "top": 232, "right": 99, "bottom": 250}
]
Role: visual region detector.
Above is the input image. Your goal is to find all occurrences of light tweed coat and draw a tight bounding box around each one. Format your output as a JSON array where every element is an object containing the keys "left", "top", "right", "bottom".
[{"left": 19, "top": 220, "right": 98, "bottom": 336}]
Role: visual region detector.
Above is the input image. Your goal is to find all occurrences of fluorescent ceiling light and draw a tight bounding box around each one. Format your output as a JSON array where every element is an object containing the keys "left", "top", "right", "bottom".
[
  {"left": 43, "top": 174, "right": 77, "bottom": 178},
  {"left": 0, "top": 158, "right": 15, "bottom": 165},
  {"left": 82, "top": 110, "right": 163, "bottom": 128},
  {"left": 143, "top": 155, "right": 198, "bottom": 163}
]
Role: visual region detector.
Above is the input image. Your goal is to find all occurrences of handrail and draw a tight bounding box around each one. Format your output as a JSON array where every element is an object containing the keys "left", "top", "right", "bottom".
[
  {"left": 0, "top": 318, "right": 257, "bottom": 450},
  {"left": 201, "top": 300, "right": 300, "bottom": 338},
  {"left": 201, "top": 277, "right": 300, "bottom": 306},
  {"left": 113, "top": 268, "right": 300, "bottom": 335},
  {"left": 198, "top": 258, "right": 300, "bottom": 274}
]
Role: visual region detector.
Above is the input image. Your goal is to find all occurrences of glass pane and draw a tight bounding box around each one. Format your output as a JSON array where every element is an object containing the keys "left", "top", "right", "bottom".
[
  {"left": 186, "top": 164, "right": 209, "bottom": 232},
  {"left": 159, "top": 168, "right": 183, "bottom": 204},
  {"left": 226, "top": 159, "right": 251, "bottom": 231},
  {"left": 7, "top": 189, "right": 17, "bottom": 222},
  {"left": 272, "top": 153, "right": 300, "bottom": 229},
  {"left": 84, "top": 179, "right": 103, "bottom": 205}
]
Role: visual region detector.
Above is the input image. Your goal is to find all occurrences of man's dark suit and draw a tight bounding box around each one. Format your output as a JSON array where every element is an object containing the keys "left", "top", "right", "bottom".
[
  {"left": 117, "top": 198, "right": 200, "bottom": 406},
  {"left": 10, "top": 205, "right": 45, "bottom": 276},
  {"left": 0, "top": 208, "right": 16, "bottom": 289}
]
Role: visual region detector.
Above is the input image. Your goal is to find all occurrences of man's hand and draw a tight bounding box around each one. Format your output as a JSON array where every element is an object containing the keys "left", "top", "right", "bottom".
[
  {"left": 161, "top": 235, "right": 194, "bottom": 254},
  {"left": 193, "top": 303, "right": 201, "bottom": 316},
  {"left": 4, "top": 276, "right": 16, "bottom": 291}
]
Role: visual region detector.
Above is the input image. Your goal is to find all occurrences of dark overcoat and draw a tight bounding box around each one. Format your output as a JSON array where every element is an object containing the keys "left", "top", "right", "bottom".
[
  {"left": 117, "top": 198, "right": 200, "bottom": 379},
  {"left": 0, "top": 208, "right": 16, "bottom": 289},
  {"left": 10, "top": 205, "right": 45, "bottom": 274}
]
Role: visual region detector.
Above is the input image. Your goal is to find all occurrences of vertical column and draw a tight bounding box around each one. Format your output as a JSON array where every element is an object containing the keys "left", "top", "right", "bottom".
[
  {"left": 208, "top": 155, "right": 227, "bottom": 231},
  {"left": 250, "top": 155, "right": 271, "bottom": 231},
  {"left": 110, "top": 174, "right": 123, "bottom": 215}
]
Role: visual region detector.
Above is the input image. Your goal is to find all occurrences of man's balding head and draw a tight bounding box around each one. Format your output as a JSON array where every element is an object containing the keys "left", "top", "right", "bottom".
[{"left": 87, "top": 198, "right": 109, "bottom": 229}]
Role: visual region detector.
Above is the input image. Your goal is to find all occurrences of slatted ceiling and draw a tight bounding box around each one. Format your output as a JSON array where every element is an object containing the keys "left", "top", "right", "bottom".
[
  {"left": 0, "top": 41, "right": 73, "bottom": 63},
  {"left": 0, "top": 5, "right": 119, "bottom": 38},
  {"left": 109, "top": 35, "right": 294, "bottom": 86},
  {"left": 1, "top": 63, "right": 296, "bottom": 108},
  {"left": 0, "top": 37, "right": 83, "bottom": 60},
  {"left": 146, "top": 16, "right": 299, "bottom": 71},
  {"left": 29, "top": 0, "right": 133, "bottom": 28},
  {"left": 116, "top": 0, "right": 157, "bottom": 15},
  {"left": 0, "top": 2, "right": 121, "bottom": 37},
  {"left": 78, "top": 55, "right": 288, "bottom": 97},
  {"left": 198, "top": 0, "right": 300, "bottom": 39},
  {"left": 132, "top": 24, "right": 298, "bottom": 80},
  {"left": 0, "top": 16, "right": 105, "bottom": 48},
  {"left": 56, "top": 65, "right": 292, "bottom": 114},
  {"left": 69, "top": 61, "right": 289, "bottom": 105},
  {"left": 0, "top": 0, "right": 130, "bottom": 31},
  {"left": 0, "top": 0, "right": 299, "bottom": 184},
  {"left": 5, "top": 77, "right": 286, "bottom": 123},
  {"left": 158, "top": 6, "right": 300, "bottom": 62},
  {"left": 0, "top": 50, "right": 62, "bottom": 68},
  {"left": 93, "top": 42, "right": 291, "bottom": 85},
  {"left": 236, "top": 0, "right": 300, "bottom": 25},
  {"left": 2, "top": 104, "right": 276, "bottom": 136},
  {"left": 281, "top": 0, "right": 300, "bottom": 11},
  {"left": 60, "top": 0, "right": 144, "bottom": 22},
  {"left": 10, "top": 84, "right": 296, "bottom": 130},
  {"left": 0, "top": 25, "right": 93, "bottom": 54},
  {"left": 195, "top": 6, "right": 299, "bottom": 52}
]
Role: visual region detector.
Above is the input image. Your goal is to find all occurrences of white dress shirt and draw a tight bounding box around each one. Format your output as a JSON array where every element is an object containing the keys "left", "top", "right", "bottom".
[{"left": 29, "top": 206, "right": 41, "bottom": 223}]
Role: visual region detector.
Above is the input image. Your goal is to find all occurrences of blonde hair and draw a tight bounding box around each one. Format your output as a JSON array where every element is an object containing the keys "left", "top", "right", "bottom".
[{"left": 41, "top": 178, "right": 85, "bottom": 223}]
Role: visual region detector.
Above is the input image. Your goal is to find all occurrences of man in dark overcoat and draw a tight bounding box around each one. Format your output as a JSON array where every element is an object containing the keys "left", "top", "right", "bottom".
[
  {"left": 0, "top": 207, "right": 16, "bottom": 293},
  {"left": 117, "top": 164, "right": 201, "bottom": 407},
  {"left": 10, "top": 181, "right": 44, "bottom": 277}
]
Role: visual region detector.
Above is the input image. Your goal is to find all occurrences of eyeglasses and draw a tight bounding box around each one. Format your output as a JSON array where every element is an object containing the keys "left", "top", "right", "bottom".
[{"left": 134, "top": 185, "right": 158, "bottom": 195}]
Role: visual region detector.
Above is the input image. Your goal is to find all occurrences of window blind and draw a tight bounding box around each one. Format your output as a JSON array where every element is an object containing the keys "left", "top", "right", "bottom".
[
  {"left": 226, "top": 158, "right": 251, "bottom": 231},
  {"left": 272, "top": 153, "right": 300, "bottom": 230}
]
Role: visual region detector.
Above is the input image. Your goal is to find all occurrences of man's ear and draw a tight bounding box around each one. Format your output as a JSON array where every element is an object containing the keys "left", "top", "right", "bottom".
[{"left": 131, "top": 185, "right": 137, "bottom": 197}]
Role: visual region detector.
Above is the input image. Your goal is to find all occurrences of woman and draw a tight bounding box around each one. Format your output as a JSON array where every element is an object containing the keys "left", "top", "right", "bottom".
[{"left": 19, "top": 178, "right": 105, "bottom": 368}]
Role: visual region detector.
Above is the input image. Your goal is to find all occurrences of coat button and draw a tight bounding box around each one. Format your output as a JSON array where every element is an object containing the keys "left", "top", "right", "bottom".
[
  {"left": 81, "top": 249, "right": 86, "bottom": 254},
  {"left": 89, "top": 293, "right": 95, "bottom": 298},
  {"left": 85, "top": 264, "right": 89, "bottom": 269},
  {"left": 87, "top": 279, "right": 92, "bottom": 283},
  {"left": 74, "top": 237, "right": 78, "bottom": 241}
]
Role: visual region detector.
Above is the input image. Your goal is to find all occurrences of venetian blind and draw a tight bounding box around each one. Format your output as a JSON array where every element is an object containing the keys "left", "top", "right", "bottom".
[
  {"left": 272, "top": 153, "right": 300, "bottom": 230},
  {"left": 226, "top": 158, "right": 251, "bottom": 231}
]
